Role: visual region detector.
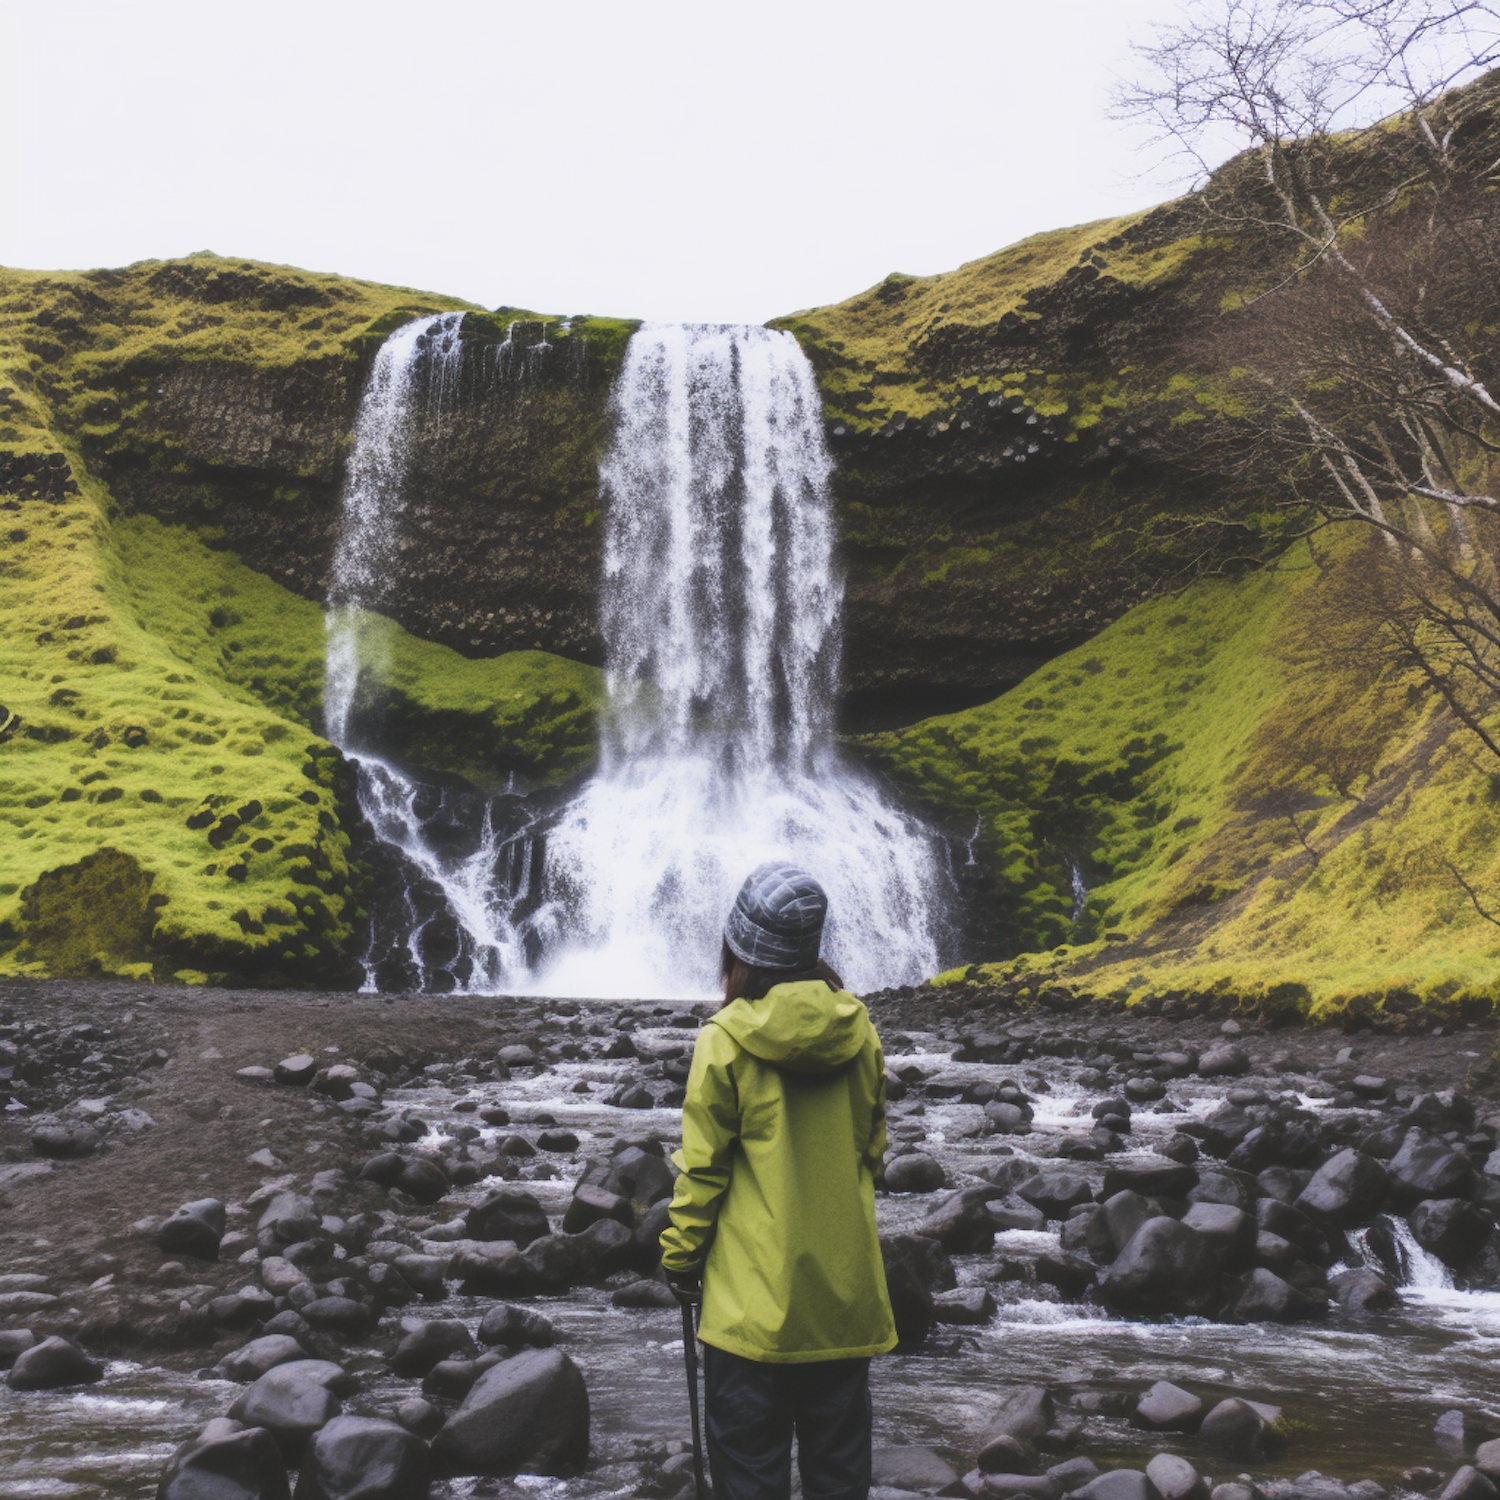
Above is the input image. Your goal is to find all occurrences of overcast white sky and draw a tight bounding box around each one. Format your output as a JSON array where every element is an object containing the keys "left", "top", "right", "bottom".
[{"left": 0, "top": 1, "right": 1193, "bottom": 325}]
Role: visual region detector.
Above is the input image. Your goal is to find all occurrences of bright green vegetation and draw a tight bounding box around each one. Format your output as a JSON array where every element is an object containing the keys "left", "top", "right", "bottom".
[{"left": 865, "top": 534, "right": 1500, "bottom": 1022}]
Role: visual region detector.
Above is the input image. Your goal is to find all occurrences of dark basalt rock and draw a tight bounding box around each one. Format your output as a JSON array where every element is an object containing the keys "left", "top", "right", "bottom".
[
  {"left": 477, "top": 1303, "right": 555, "bottom": 1349},
  {"left": 1098, "top": 1218, "right": 1219, "bottom": 1317},
  {"left": 227, "top": 1359, "right": 348, "bottom": 1459},
  {"left": 1389, "top": 1132, "right": 1476, "bottom": 1211},
  {"left": 391, "top": 1319, "right": 478, "bottom": 1378},
  {"left": 1411, "top": 1198, "right": 1493, "bottom": 1268},
  {"left": 1295, "top": 1150, "right": 1389, "bottom": 1229},
  {"left": 7, "top": 1335, "right": 104, "bottom": 1391},
  {"left": 156, "top": 1197, "right": 227, "bottom": 1261},
  {"left": 293, "top": 1415, "right": 432, "bottom": 1500},
  {"left": 884, "top": 1152, "right": 948, "bottom": 1193},
  {"left": 465, "top": 1188, "right": 550, "bottom": 1246},
  {"left": 158, "top": 1417, "right": 290, "bottom": 1500},
  {"left": 431, "top": 1347, "right": 590, "bottom": 1478}
]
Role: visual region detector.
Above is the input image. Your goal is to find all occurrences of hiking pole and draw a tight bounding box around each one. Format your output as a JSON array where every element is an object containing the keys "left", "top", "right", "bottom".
[{"left": 679, "top": 1293, "right": 708, "bottom": 1500}]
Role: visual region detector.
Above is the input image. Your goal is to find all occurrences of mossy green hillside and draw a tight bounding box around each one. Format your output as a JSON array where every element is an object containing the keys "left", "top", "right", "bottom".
[
  {"left": 864, "top": 534, "right": 1500, "bottom": 1020},
  {"left": 115, "top": 516, "right": 603, "bottom": 789}
]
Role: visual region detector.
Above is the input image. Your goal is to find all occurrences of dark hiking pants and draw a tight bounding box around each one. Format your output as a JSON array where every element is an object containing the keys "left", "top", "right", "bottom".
[{"left": 701, "top": 1344, "right": 872, "bottom": 1500}]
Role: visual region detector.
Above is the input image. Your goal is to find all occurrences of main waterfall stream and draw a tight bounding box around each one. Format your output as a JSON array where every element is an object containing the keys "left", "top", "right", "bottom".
[{"left": 328, "top": 319, "right": 951, "bottom": 997}]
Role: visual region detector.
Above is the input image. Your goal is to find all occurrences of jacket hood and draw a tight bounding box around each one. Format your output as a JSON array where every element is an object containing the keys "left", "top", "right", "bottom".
[{"left": 711, "top": 981, "right": 873, "bottom": 1074}]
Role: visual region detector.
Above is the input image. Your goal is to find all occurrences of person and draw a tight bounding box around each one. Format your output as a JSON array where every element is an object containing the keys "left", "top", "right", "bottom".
[{"left": 660, "top": 860, "right": 897, "bottom": 1500}]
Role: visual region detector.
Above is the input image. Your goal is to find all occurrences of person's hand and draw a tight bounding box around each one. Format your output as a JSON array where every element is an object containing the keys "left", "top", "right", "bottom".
[{"left": 665, "top": 1268, "right": 701, "bottom": 1304}]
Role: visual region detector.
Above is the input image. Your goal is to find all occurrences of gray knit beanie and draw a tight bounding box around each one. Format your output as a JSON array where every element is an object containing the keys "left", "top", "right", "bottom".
[{"left": 723, "top": 861, "right": 828, "bottom": 970}]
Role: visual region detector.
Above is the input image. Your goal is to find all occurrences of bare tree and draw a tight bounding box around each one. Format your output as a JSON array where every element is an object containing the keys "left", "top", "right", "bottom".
[{"left": 1120, "top": 0, "right": 1500, "bottom": 760}]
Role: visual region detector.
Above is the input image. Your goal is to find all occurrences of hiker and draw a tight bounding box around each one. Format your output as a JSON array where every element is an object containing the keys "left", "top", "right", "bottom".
[{"left": 661, "top": 861, "right": 897, "bottom": 1500}]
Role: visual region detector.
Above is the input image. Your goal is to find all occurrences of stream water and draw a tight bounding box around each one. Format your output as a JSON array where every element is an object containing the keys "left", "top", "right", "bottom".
[{"left": 3, "top": 1007, "right": 1497, "bottom": 1499}]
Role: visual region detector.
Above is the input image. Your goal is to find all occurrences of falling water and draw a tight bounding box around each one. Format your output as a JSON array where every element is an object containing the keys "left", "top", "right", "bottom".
[
  {"left": 324, "top": 312, "right": 538, "bottom": 991},
  {"left": 527, "top": 324, "right": 952, "bottom": 998}
]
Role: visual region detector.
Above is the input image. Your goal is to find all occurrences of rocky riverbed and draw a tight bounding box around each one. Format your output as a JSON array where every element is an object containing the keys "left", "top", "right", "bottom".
[{"left": 0, "top": 978, "right": 1497, "bottom": 1500}]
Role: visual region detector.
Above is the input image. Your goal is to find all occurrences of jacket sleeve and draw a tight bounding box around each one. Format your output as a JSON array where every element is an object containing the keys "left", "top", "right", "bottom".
[
  {"left": 864, "top": 1040, "right": 888, "bottom": 1179},
  {"left": 659, "top": 1023, "right": 742, "bottom": 1274}
]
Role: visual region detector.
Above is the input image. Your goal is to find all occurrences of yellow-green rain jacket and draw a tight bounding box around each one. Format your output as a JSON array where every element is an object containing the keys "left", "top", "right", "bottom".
[{"left": 660, "top": 980, "right": 898, "bottom": 1363}]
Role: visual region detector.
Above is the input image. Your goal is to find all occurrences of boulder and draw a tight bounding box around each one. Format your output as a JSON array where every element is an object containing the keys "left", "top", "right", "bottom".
[
  {"left": 991, "top": 1198, "right": 1049, "bottom": 1233},
  {"left": 158, "top": 1417, "right": 290, "bottom": 1500},
  {"left": 465, "top": 1189, "right": 550, "bottom": 1247},
  {"left": 431, "top": 1347, "right": 589, "bottom": 1477},
  {"left": 6, "top": 1335, "right": 103, "bottom": 1390},
  {"left": 1389, "top": 1132, "right": 1475, "bottom": 1211},
  {"left": 885, "top": 1153, "right": 948, "bottom": 1194},
  {"left": 1186, "top": 1168, "right": 1259, "bottom": 1212},
  {"left": 0, "top": 1330, "right": 37, "bottom": 1369},
  {"left": 301, "top": 1298, "right": 372, "bottom": 1339},
  {"left": 1073, "top": 1471, "right": 1160, "bottom": 1500},
  {"left": 294, "top": 1415, "right": 432, "bottom": 1500},
  {"left": 1197, "top": 1046, "right": 1251, "bottom": 1078},
  {"left": 1050, "top": 1458, "right": 1103, "bottom": 1493},
  {"left": 391, "top": 1320, "right": 478, "bottom": 1377},
  {"left": 1295, "top": 1150, "right": 1389, "bottom": 1229},
  {"left": 1474, "top": 1440, "right": 1500, "bottom": 1480},
  {"left": 1437, "top": 1469, "right": 1498, "bottom": 1500},
  {"left": 424, "top": 1355, "right": 502, "bottom": 1401},
  {"left": 880, "top": 1234, "right": 938, "bottom": 1347},
  {"left": 933, "top": 1287, "right": 996, "bottom": 1325},
  {"left": 1016, "top": 1172, "right": 1094, "bottom": 1220},
  {"left": 1327, "top": 1267, "right": 1397, "bottom": 1312},
  {"left": 1098, "top": 1219, "right": 1219, "bottom": 1317},
  {"left": 560, "top": 1184, "right": 633, "bottom": 1235},
  {"left": 872, "top": 1447, "right": 960, "bottom": 1492},
  {"left": 917, "top": 1186, "right": 1011, "bottom": 1251},
  {"left": 611, "top": 1277, "right": 680, "bottom": 1309},
  {"left": 1198, "top": 1398, "right": 1282, "bottom": 1459},
  {"left": 1233, "top": 1267, "right": 1322, "bottom": 1323},
  {"left": 227, "top": 1359, "right": 347, "bottom": 1458},
  {"left": 1146, "top": 1454, "right": 1207, "bottom": 1500},
  {"left": 158, "top": 1198, "right": 227, "bottom": 1261},
  {"left": 394, "top": 1157, "right": 450, "bottom": 1206},
  {"left": 1256, "top": 1199, "right": 1332, "bottom": 1265},
  {"left": 274, "top": 1054, "right": 318, "bottom": 1085},
  {"left": 1090, "top": 1192, "right": 1159, "bottom": 1262},
  {"left": 30, "top": 1122, "right": 99, "bottom": 1159},
  {"left": 477, "top": 1304, "right": 555, "bottom": 1349},
  {"left": 978, "top": 1433, "right": 1038, "bottom": 1475},
  {"left": 980, "top": 1386, "right": 1055, "bottom": 1452},
  {"left": 976, "top": 1475, "right": 1062, "bottom": 1500},
  {"left": 1102, "top": 1160, "right": 1199, "bottom": 1200},
  {"left": 395, "top": 1398, "right": 446, "bottom": 1441},
  {"left": 1412, "top": 1199, "right": 1492, "bottom": 1268},
  {"left": 1133, "top": 1381, "right": 1204, "bottom": 1433},
  {"left": 215, "top": 1335, "right": 309, "bottom": 1383},
  {"left": 1181, "top": 1203, "right": 1256, "bottom": 1270}
]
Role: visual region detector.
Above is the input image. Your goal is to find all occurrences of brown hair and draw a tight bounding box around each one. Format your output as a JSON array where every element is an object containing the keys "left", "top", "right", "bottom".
[{"left": 719, "top": 939, "right": 845, "bottom": 1010}]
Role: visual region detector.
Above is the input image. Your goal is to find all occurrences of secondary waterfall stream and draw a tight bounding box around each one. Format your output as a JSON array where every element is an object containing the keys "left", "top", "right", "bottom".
[{"left": 327, "top": 318, "right": 952, "bottom": 997}]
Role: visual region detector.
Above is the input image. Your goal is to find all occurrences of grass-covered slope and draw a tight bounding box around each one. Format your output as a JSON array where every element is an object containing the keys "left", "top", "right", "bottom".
[{"left": 862, "top": 533, "right": 1500, "bottom": 1021}]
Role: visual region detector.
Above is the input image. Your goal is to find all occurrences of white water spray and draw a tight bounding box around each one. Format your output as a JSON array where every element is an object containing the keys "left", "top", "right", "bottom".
[{"left": 528, "top": 324, "right": 951, "bottom": 998}]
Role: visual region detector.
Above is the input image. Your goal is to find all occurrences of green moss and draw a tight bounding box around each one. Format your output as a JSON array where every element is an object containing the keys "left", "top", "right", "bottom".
[
  {"left": 14, "top": 847, "right": 163, "bottom": 976},
  {"left": 865, "top": 533, "right": 1500, "bottom": 1017}
]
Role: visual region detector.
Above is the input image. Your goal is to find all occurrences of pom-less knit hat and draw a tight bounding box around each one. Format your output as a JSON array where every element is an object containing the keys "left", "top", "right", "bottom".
[{"left": 724, "top": 861, "right": 828, "bottom": 970}]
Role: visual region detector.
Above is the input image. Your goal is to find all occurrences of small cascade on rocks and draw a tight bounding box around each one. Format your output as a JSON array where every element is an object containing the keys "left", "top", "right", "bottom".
[
  {"left": 1383, "top": 1218, "right": 1456, "bottom": 1293},
  {"left": 324, "top": 313, "right": 542, "bottom": 992},
  {"left": 527, "top": 323, "right": 953, "bottom": 998}
]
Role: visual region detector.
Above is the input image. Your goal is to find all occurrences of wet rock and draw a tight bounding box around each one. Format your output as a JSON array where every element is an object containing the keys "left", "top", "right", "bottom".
[
  {"left": 1389, "top": 1132, "right": 1475, "bottom": 1211},
  {"left": 1133, "top": 1381, "right": 1204, "bottom": 1433},
  {"left": 1050, "top": 1458, "right": 1103, "bottom": 1493},
  {"left": 158, "top": 1417, "right": 290, "bottom": 1500},
  {"left": 872, "top": 1447, "right": 960, "bottom": 1491},
  {"left": 1210, "top": 1486, "right": 1260, "bottom": 1500},
  {"left": 1295, "top": 1150, "right": 1389, "bottom": 1229},
  {"left": 1147, "top": 1455, "right": 1206, "bottom": 1500},
  {"left": 561, "top": 1183, "right": 633, "bottom": 1234},
  {"left": 1258, "top": 1167, "right": 1312, "bottom": 1205},
  {"left": 1181, "top": 1203, "right": 1256, "bottom": 1270},
  {"left": 979, "top": 1433, "right": 1038, "bottom": 1474},
  {"left": 1436, "top": 1469, "right": 1498, "bottom": 1500},
  {"left": 211, "top": 1286, "right": 278, "bottom": 1328},
  {"left": 917, "top": 1185, "right": 1010, "bottom": 1251},
  {"left": 1074, "top": 1472, "right": 1160, "bottom": 1500},
  {"left": 981, "top": 1386, "right": 1055, "bottom": 1453},
  {"left": 30, "top": 1122, "right": 99, "bottom": 1158},
  {"left": 392, "top": 1319, "right": 478, "bottom": 1377},
  {"left": 396, "top": 1397, "right": 446, "bottom": 1441},
  {"left": 1017, "top": 1172, "right": 1094, "bottom": 1220},
  {"left": 1327, "top": 1267, "right": 1397, "bottom": 1312},
  {"left": 1089, "top": 1191, "right": 1158, "bottom": 1261},
  {"left": 274, "top": 1054, "right": 317, "bottom": 1085},
  {"left": 987, "top": 1101, "right": 1033, "bottom": 1134},
  {"left": 1412, "top": 1199, "right": 1492, "bottom": 1268},
  {"left": 1036, "top": 1250, "right": 1097, "bottom": 1297},
  {"left": 227, "top": 1359, "right": 347, "bottom": 1459},
  {"left": 1102, "top": 1160, "right": 1198, "bottom": 1200},
  {"left": 607, "top": 1081, "right": 656, "bottom": 1109},
  {"left": 295, "top": 1414, "right": 432, "bottom": 1500},
  {"left": 394, "top": 1157, "right": 450, "bottom": 1206},
  {"left": 974, "top": 1474, "right": 1062, "bottom": 1500},
  {"left": 466, "top": 1189, "right": 550, "bottom": 1247},
  {"left": 933, "top": 1287, "right": 996, "bottom": 1324},
  {"left": 611, "top": 1277, "right": 679, "bottom": 1309},
  {"left": 310, "top": 1064, "right": 361, "bottom": 1101},
  {"left": 7, "top": 1335, "right": 103, "bottom": 1390},
  {"left": 1187, "top": 1167, "right": 1259, "bottom": 1212},
  {"left": 1256, "top": 1199, "right": 1332, "bottom": 1265},
  {"left": 423, "top": 1355, "right": 502, "bottom": 1400},
  {"left": 0, "top": 1330, "right": 37, "bottom": 1369},
  {"left": 299, "top": 1297, "right": 372, "bottom": 1339},
  {"left": 214, "top": 1335, "right": 309, "bottom": 1383},
  {"left": 1233, "top": 1267, "right": 1322, "bottom": 1323},
  {"left": 1436, "top": 1411, "right": 1473, "bottom": 1457},
  {"left": 477, "top": 1304, "right": 555, "bottom": 1349},
  {"left": 881, "top": 1234, "right": 938, "bottom": 1347},
  {"left": 431, "top": 1347, "right": 589, "bottom": 1477},
  {"left": 1198, "top": 1046, "right": 1251, "bottom": 1078},
  {"left": 1474, "top": 1441, "right": 1500, "bottom": 1479},
  {"left": 0, "top": 1290, "right": 58, "bottom": 1316},
  {"left": 991, "top": 1198, "right": 1049, "bottom": 1233},
  {"left": 885, "top": 1153, "right": 948, "bottom": 1193},
  {"left": 1198, "top": 1398, "right": 1282, "bottom": 1459},
  {"left": 158, "top": 1198, "right": 228, "bottom": 1261},
  {"left": 261, "top": 1257, "right": 313, "bottom": 1298},
  {"left": 1099, "top": 1219, "right": 1218, "bottom": 1317}
]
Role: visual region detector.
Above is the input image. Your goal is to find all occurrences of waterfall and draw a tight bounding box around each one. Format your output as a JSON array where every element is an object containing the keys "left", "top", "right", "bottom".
[
  {"left": 526, "top": 323, "right": 952, "bottom": 999},
  {"left": 1383, "top": 1218, "right": 1456, "bottom": 1293},
  {"left": 324, "top": 312, "right": 537, "bottom": 992}
]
